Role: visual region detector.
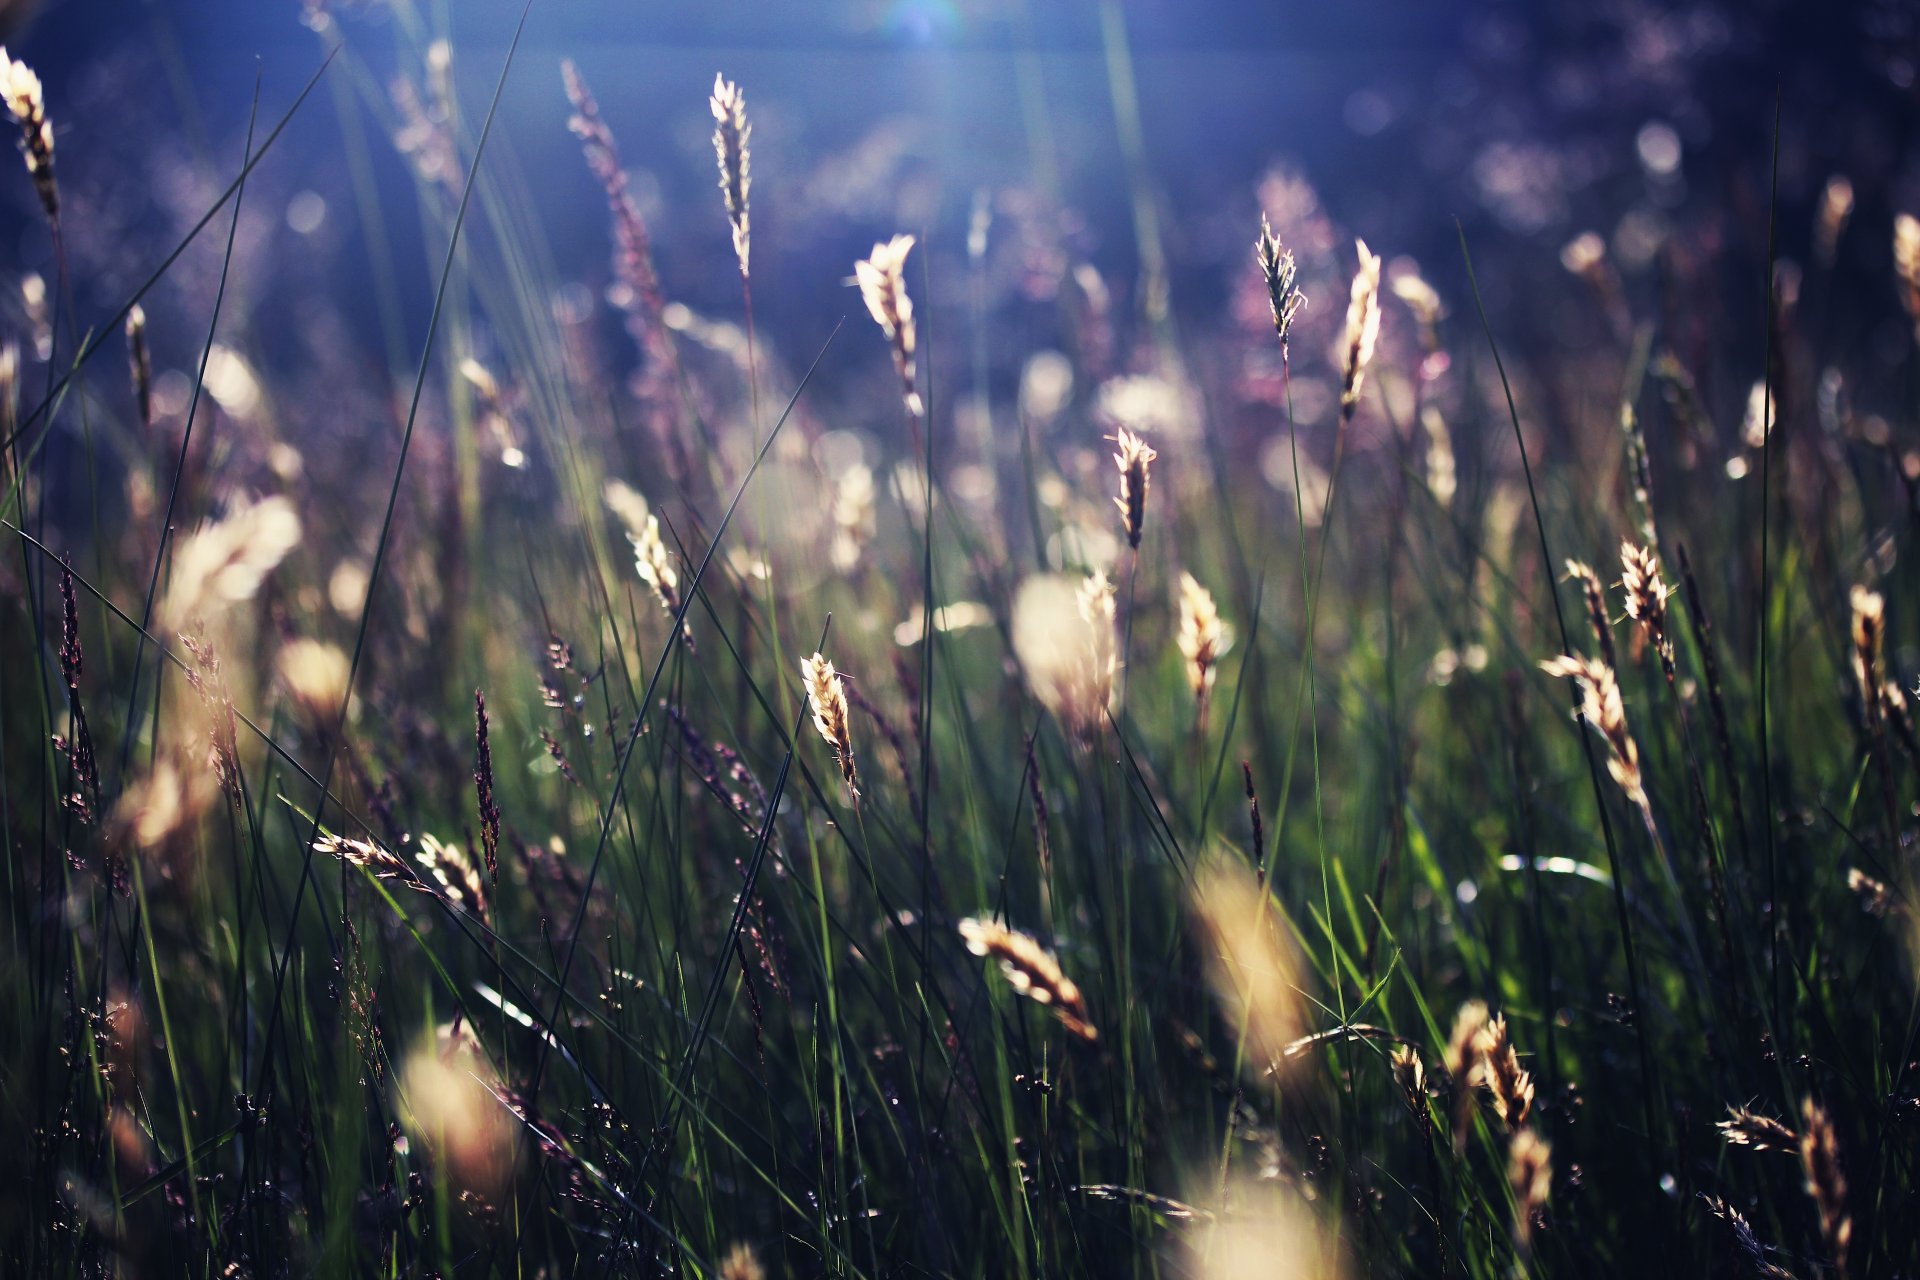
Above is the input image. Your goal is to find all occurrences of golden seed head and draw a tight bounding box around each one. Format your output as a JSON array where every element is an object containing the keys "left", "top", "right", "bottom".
[
  {"left": 1015, "top": 574, "right": 1118, "bottom": 743},
  {"left": 1851, "top": 584, "right": 1885, "bottom": 721},
  {"left": 958, "top": 916, "right": 1098, "bottom": 1041},
  {"left": 1111, "top": 427, "right": 1157, "bottom": 550},
  {"left": 1717, "top": 1106, "right": 1799, "bottom": 1154},
  {"left": 718, "top": 1243, "right": 765, "bottom": 1280},
  {"left": 1339, "top": 238, "right": 1383, "bottom": 410},
  {"left": 1560, "top": 230, "right": 1606, "bottom": 277},
  {"left": 801, "top": 651, "right": 858, "bottom": 797},
  {"left": 1798, "top": 1098, "right": 1851, "bottom": 1274},
  {"left": 1540, "top": 653, "right": 1644, "bottom": 809},
  {"left": 1474, "top": 1013, "right": 1534, "bottom": 1130},
  {"left": 856, "top": 234, "right": 921, "bottom": 417},
  {"left": 1176, "top": 572, "right": 1231, "bottom": 716},
  {"left": 1188, "top": 850, "right": 1308, "bottom": 1081},
  {"left": 1618, "top": 541, "right": 1672, "bottom": 660},
  {"left": 1507, "top": 1128, "right": 1552, "bottom": 1255},
  {"left": 709, "top": 73, "right": 751, "bottom": 277},
  {"left": 1254, "top": 214, "right": 1306, "bottom": 346},
  {"left": 161, "top": 494, "right": 303, "bottom": 634},
  {"left": 1390, "top": 1044, "right": 1427, "bottom": 1117},
  {"left": 1897, "top": 212, "right": 1920, "bottom": 329},
  {"left": 1847, "top": 867, "right": 1895, "bottom": 917}
]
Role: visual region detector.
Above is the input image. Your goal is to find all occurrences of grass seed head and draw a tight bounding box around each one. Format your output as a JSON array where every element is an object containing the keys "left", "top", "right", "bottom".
[
  {"left": 0, "top": 48, "right": 55, "bottom": 221},
  {"left": 1896, "top": 212, "right": 1920, "bottom": 343},
  {"left": 1339, "top": 238, "right": 1383, "bottom": 410},
  {"left": 1474, "top": 1013, "right": 1534, "bottom": 1130},
  {"left": 1188, "top": 850, "right": 1308, "bottom": 1080},
  {"left": 710, "top": 74, "right": 751, "bottom": 277},
  {"left": 802, "top": 651, "right": 858, "bottom": 798},
  {"left": 1255, "top": 215, "right": 1306, "bottom": 347},
  {"left": 1717, "top": 1106, "right": 1798, "bottom": 1154},
  {"left": 1111, "top": 427, "right": 1157, "bottom": 550},
  {"left": 1799, "top": 1098, "right": 1851, "bottom": 1275},
  {"left": 856, "top": 234, "right": 922, "bottom": 419},
  {"left": 1176, "top": 571, "right": 1231, "bottom": 726},
  {"left": 1507, "top": 1128, "right": 1552, "bottom": 1256},
  {"left": 958, "top": 916, "right": 1098, "bottom": 1041},
  {"left": 1540, "top": 653, "right": 1645, "bottom": 810}
]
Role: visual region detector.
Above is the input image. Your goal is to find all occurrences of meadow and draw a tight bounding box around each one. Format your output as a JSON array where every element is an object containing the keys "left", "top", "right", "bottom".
[{"left": 2, "top": 2, "right": 1917, "bottom": 1275}]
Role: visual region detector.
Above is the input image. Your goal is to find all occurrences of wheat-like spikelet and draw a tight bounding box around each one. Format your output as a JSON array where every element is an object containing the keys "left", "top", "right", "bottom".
[
  {"left": 1896, "top": 213, "right": 1920, "bottom": 345},
  {"left": 1619, "top": 541, "right": 1673, "bottom": 665},
  {"left": 126, "top": 305, "right": 152, "bottom": 428},
  {"left": 855, "top": 234, "right": 922, "bottom": 420},
  {"left": 958, "top": 917, "right": 1098, "bottom": 1041},
  {"left": 1507, "top": 1128, "right": 1552, "bottom": 1258},
  {"left": 1540, "top": 653, "right": 1646, "bottom": 811},
  {"left": 1847, "top": 867, "right": 1896, "bottom": 917},
  {"left": 1176, "top": 571, "right": 1230, "bottom": 728},
  {"left": 1850, "top": 585, "right": 1885, "bottom": 732},
  {"left": 179, "top": 632, "right": 242, "bottom": 809},
  {"left": 0, "top": 48, "right": 56, "bottom": 223},
  {"left": 630, "top": 513, "right": 690, "bottom": 642},
  {"left": 718, "top": 1242, "right": 765, "bottom": 1280},
  {"left": 418, "top": 833, "right": 488, "bottom": 921},
  {"left": 1013, "top": 573, "right": 1117, "bottom": 742},
  {"left": 830, "top": 462, "right": 876, "bottom": 572},
  {"left": 1798, "top": 1098, "right": 1850, "bottom": 1275},
  {"left": 1701, "top": 1195, "right": 1795, "bottom": 1280},
  {"left": 1816, "top": 175, "right": 1854, "bottom": 264},
  {"left": 1402, "top": 410, "right": 1450, "bottom": 517},
  {"left": 1717, "top": 1106, "right": 1798, "bottom": 1154},
  {"left": 276, "top": 637, "right": 350, "bottom": 725},
  {"left": 602, "top": 479, "right": 651, "bottom": 539},
  {"left": 1338, "top": 238, "right": 1383, "bottom": 411},
  {"left": 709, "top": 74, "right": 751, "bottom": 278},
  {"left": 1389, "top": 1044, "right": 1428, "bottom": 1120},
  {"left": 458, "top": 357, "right": 524, "bottom": 468},
  {"left": 160, "top": 494, "right": 303, "bottom": 633},
  {"left": 1563, "top": 558, "right": 1618, "bottom": 669},
  {"left": 1444, "top": 999, "right": 1490, "bottom": 1149},
  {"left": 563, "top": 61, "right": 668, "bottom": 337},
  {"left": 1254, "top": 215, "right": 1306, "bottom": 348},
  {"left": 397, "top": 1035, "right": 517, "bottom": 1197},
  {"left": 1188, "top": 851, "right": 1309, "bottom": 1080},
  {"left": 1390, "top": 271, "right": 1445, "bottom": 353},
  {"left": 1474, "top": 1013, "right": 1534, "bottom": 1130},
  {"left": 314, "top": 832, "right": 414, "bottom": 881},
  {"left": 474, "top": 690, "right": 500, "bottom": 890},
  {"left": 1111, "top": 428, "right": 1157, "bottom": 551},
  {"left": 802, "top": 651, "right": 858, "bottom": 798}
]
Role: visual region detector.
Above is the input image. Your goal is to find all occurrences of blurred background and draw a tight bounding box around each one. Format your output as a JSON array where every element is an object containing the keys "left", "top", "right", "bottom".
[{"left": 2, "top": 0, "right": 1917, "bottom": 502}]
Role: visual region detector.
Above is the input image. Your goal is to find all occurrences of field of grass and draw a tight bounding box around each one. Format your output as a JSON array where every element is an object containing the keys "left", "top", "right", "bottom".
[{"left": 2, "top": 3, "right": 1918, "bottom": 1276}]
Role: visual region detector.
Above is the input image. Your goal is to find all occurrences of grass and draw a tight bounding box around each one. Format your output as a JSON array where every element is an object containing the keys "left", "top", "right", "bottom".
[{"left": 2, "top": 7, "right": 1917, "bottom": 1278}]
